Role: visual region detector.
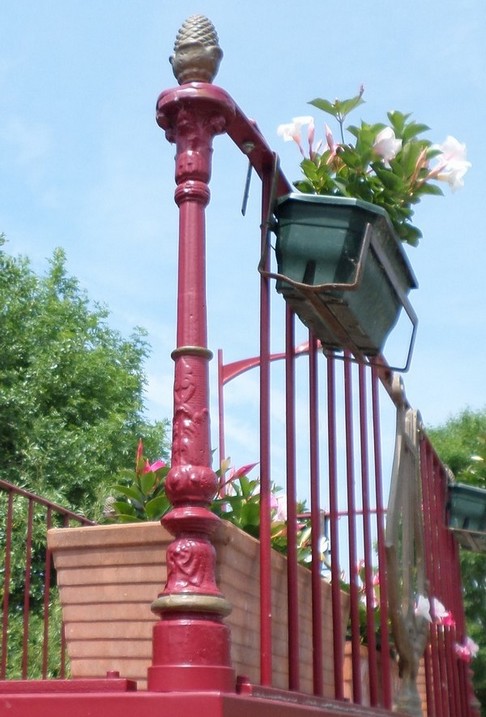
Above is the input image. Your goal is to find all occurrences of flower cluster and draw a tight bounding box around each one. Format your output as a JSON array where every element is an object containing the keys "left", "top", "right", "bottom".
[
  {"left": 415, "top": 595, "right": 479, "bottom": 662},
  {"left": 212, "top": 460, "right": 317, "bottom": 567},
  {"left": 277, "top": 90, "right": 471, "bottom": 246},
  {"left": 455, "top": 636, "right": 480, "bottom": 663},
  {"left": 415, "top": 595, "right": 456, "bottom": 626},
  {"left": 108, "top": 446, "right": 320, "bottom": 568}
]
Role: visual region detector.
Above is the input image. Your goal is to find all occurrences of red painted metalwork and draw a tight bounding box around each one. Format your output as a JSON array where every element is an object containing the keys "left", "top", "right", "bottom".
[
  {"left": 0, "top": 688, "right": 413, "bottom": 717},
  {"left": 370, "top": 367, "right": 392, "bottom": 709},
  {"left": 308, "top": 335, "right": 324, "bottom": 696},
  {"left": 218, "top": 340, "right": 310, "bottom": 473},
  {"left": 343, "top": 355, "right": 362, "bottom": 705},
  {"left": 0, "top": 480, "right": 93, "bottom": 681},
  {"left": 420, "top": 437, "right": 479, "bottom": 717},
  {"left": 358, "top": 365, "right": 379, "bottom": 707},
  {"left": 326, "top": 354, "right": 344, "bottom": 702},
  {"left": 258, "top": 165, "right": 273, "bottom": 686},
  {"left": 22, "top": 500, "right": 34, "bottom": 679},
  {"left": 150, "top": 81, "right": 237, "bottom": 693},
  {"left": 284, "top": 308, "right": 300, "bottom": 691},
  {"left": 1, "top": 491, "right": 14, "bottom": 678}
]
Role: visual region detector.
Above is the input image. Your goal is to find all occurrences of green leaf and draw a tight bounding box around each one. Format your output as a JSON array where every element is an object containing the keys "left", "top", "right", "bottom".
[
  {"left": 372, "top": 163, "right": 405, "bottom": 191},
  {"left": 338, "top": 94, "right": 365, "bottom": 117},
  {"left": 387, "top": 111, "right": 411, "bottom": 136},
  {"left": 240, "top": 501, "right": 261, "bottom": 527},
  {"left": 113, "top": 484, "right": 144, "bottom": 502},
  {"left": 140, "top": 471, "right": 156, "bottom": 495},
  {"left": 415, "top": 182, "right": 444, "bottom": 197},
  {"left": 112, "top": 500, "right": 138, "bottom": 516},
  {"left": 145, "top": 495, "right": 170, "bottom": 520},
  {"left": 113, "top": 514, "right": 143, "bottom": 523},
  {"left": 402, "top": 122, "right": 430, "bottom": 142},
  {"left": 308, "top": 98, "right": 338, "bottom": 117}
]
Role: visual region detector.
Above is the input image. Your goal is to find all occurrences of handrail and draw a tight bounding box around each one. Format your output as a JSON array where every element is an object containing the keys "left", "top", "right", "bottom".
[{"left": 0, "top": 479, "right": 95, "bottom": 525}]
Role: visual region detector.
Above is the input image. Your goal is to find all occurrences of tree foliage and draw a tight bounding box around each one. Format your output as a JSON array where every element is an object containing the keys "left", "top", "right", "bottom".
[
  {"left": 0, "top": 235, "right": 172, "bottom": 678},
  {"left": 429, "top": 407, "right": 486, "bottom": 714},
  {"left": 0, "top": 235, "right": 170, "bottom": 519}
]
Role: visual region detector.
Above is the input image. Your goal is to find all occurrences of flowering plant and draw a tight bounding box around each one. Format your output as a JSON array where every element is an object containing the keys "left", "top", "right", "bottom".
[
  {"left": 354, "top": 560, "right": 389, "bottom": 647},
  {"left": 278, "top": 89, "right": 471, "bottom": 246},
  {"left": 415, "top": 595, "right": 479, "bottom": 663},
  {"left": 105, "top": 439, "right": 170, "bottom": 522},
  {"left": 211, "top": 459, "right": 316, "bottom": 567},
  {"left": 107, "top": 444, "right": 319, "bottom": 568}
]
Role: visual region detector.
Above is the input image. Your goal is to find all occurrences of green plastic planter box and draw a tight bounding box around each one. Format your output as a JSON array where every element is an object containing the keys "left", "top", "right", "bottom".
[
  {"left": 448, "top": 483, "right": 486, "bottom": 552},
  {"left": 274, "top": 194, "right": 417, "bottom": 366}
]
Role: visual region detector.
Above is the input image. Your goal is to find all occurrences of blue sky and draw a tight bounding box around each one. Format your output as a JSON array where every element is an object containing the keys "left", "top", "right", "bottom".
[{"left": 1, "top": 1, "right": 485, "bottom": 472}]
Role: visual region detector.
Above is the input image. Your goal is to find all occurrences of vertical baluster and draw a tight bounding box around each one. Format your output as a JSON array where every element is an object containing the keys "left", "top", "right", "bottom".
[
  {"left": 343, "top": 354, "right": 361, "bottom": 704},
  {"left": 358, "top": 365, "right": 378, "bottom": 705},
  {"left": 42, "top": 507, "right": 53, "bottom": 678},
  {"left": 327, "top": 353, "right": 344, "bottom": 701},
  {"left": 285, "top": 306, "right": 300, "bottom": 691},
  {"left": 308, "top": 333, "right": 323, "bottom": 695},
  {"left": 22, "top": 499, "right": 34, "bottom": 678},
  {"left": 371, "top": 367, "right": 392, "bottom": 709},
  {"left": 258, "top": 162, "right": 273, "bottom": 687},
  {"left": 1, "top": 491, "right": 14, "bottom": 678}
]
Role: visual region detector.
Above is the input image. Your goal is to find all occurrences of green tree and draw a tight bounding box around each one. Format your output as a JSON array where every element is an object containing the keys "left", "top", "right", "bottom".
[
  {"left": 0, "top": 234, "right": 170, "bottom": 518},
  {"left": 429, "top": 407, "right": 486, "bottom": 715},
  {"left": 0, "top": 234, "right": 171, "bottom": 678}
]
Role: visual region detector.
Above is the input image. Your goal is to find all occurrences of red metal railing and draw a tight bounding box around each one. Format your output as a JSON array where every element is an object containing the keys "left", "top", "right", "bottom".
[
  {"left": 217, "top": 319, "right": 478, "bottom": 715},
  {"left": 0, "top": 479, "right": 94, "bottom": 680}
]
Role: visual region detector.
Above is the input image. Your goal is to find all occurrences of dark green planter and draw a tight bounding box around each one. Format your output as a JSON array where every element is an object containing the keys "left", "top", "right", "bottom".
[
  {"left": 274, "top": 194, "right": 417, "bottom": 366},
  {"left": 448, "top": 483, "right": 486, "bottom": 553}
]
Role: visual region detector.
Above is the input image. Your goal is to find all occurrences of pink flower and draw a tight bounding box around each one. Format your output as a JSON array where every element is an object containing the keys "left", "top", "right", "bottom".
[
  {"left": 455, "top": 637, "right": 479, "bottom": 662},
  {"left": 271, "top": 494, "right": 287, "bottom": 522},
  {"left": 373, "top": 127, "right": 402, "bottom": 164},
  {"left": 136, "top": 439, "right": 144, "bottom": 466},
  {"left": 145, "top": 459, "right": 166, "bottom": 473},
  {"left": 218, "top": 461, "right": 258, "bottom": 495},
  {"left": 431, "top": 135, "right": 471, "bottom": 191},
  {"left": 325, "top": 124, "right": 336, "bottom": 154},
  {"left": 227, "top": 462, "right": 259, "bottom": 481},
  {"left": 431, "top": 597, "right": 456, "bottom": 627},
  {"left": 277, "top": 116, "right": 315, "bottom": 156}
]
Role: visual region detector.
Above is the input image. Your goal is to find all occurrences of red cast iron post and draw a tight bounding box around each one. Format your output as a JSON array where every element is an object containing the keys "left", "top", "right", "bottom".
[{"left": 148, "top": 16, "right": 236, "bottom": 693}]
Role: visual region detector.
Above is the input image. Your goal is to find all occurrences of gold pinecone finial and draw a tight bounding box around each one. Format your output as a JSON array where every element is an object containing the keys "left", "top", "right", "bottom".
[{"left": 170, "top": 15, "right": 223, "bottom": 85}]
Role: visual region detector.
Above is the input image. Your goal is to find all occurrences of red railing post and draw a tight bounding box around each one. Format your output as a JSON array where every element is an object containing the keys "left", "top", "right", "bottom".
[{"left": 148, "top": 16, "right": 236, "bottom": 693}]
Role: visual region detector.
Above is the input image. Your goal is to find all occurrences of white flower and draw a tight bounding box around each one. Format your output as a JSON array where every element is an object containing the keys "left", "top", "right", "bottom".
[
  {"left": 455, "top": 637, "right": 480, "bottom": 662},
  {"left": 465, "top": 636, "right": 480, "bottom": 658},
  {"left": 431, "top": 597, "right": 455, "bottom": 626},
  {"left": 373, "top": 127, "right": 402, "bottom": 164},
  {"left": 277, "top": 115, "right": 314, "bottom": 143},
  {"left": 271, "top": 494, "right": 287, "bottom": 522},
  {"left": 415, "top": 594, "right": 432, "bottom": 622},
  {"left": 433, "top": 135, "right": 471, "bottom": 191}
]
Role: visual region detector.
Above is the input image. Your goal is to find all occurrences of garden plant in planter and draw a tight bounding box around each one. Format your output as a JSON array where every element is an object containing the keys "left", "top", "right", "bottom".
[
  {"left": 275, "top": 90, "right": 470, "bottom": 368},
  {"left": 49, "top": 442, "right": 349, "bottom": 692}
]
